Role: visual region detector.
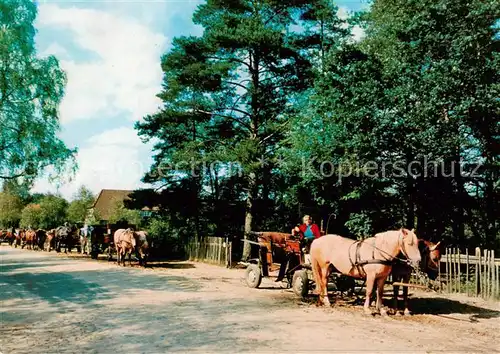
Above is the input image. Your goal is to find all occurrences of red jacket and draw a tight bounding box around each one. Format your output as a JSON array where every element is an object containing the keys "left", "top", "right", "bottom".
[{"left": 297, "top": 223, "right": 321, "bottom": 239}]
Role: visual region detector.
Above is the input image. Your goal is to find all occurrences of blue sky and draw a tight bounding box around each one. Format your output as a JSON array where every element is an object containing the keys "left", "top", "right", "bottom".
[{"left": 32, "top": 0, "right": 368, "bottom": 201}]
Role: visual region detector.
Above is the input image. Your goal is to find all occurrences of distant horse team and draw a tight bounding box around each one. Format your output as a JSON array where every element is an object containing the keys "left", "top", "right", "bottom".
[{"left": 0, "top": 224, "right": 150, "bottom": 267}]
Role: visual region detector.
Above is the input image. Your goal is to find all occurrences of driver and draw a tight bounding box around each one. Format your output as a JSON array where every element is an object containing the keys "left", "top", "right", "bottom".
[{"left": 292, "top": 215, "right": 321, "bottom": 258}]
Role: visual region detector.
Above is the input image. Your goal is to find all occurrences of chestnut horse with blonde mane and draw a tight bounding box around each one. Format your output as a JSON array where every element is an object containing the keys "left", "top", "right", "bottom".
[{"left": 310, "top": 228, "right": 421, "bottom": 316}]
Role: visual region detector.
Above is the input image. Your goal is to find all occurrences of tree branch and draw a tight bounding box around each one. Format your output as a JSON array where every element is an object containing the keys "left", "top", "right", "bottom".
[{"left": 194, "top": 109, "right": 252, "bottom": 131}]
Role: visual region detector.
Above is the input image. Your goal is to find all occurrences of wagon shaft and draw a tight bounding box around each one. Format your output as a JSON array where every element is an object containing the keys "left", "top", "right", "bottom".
[{"left": 391, "top": 282, "right": 431, "bottom": 290}]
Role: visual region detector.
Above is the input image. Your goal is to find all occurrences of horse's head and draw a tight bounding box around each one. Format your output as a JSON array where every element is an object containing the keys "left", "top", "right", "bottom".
[
  {"left": 126, "top": 228, "right": 137, "bottom": 248},
  {"left": 399, "top": 228, "right": 421, "bottom": 266},
  {"left": 419, "top": 240, "right": 442, "bottom": 279}
]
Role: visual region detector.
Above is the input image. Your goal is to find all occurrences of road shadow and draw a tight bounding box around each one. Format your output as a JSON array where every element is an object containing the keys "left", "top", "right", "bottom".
[
  {"left": 0, "top": 260, "right": 66, "bottom": 273},
  {"left": 1, "top": 270, "right": 112, "bottom": 307},
  {"left": 404, "top": 297, "right": 500, "bottom": 318},
  {"left": 147, "top": 262, "right": 196, "bottom": 269}
]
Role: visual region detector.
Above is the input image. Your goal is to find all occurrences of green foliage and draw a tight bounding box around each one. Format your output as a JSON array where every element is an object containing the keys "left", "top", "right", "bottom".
[
  {"left": 133, "top": 0, "right": 500, "bottom": 254},
  {"left": 136, "top": 0, "right": 347, "bottom": 257},
  {"left": 67, "top": 186, "right": 95, "bottom": 224},
  {"left": 19, "top": 203, "right": 42, "bottom": 229},
  {"left": 38, "top": 194, "right": 68, "bottom": 229},
  {"left": 108, "top": 199, "right": 142, "bottom": 227},
  {"left": 0, "top": 0, "right": 76, "bottom": 182},
  {"left": 0, "top": 192, "right": 22, "bottom": 227}
]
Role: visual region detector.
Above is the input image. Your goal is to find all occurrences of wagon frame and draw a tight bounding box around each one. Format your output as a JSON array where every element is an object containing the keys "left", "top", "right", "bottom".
[{"left": 241, "top": 232, "right": 356, "bottom": 298}]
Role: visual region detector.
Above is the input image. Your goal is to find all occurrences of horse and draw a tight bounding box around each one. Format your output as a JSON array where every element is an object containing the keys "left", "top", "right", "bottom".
[
  {"left": 55, "top": 224, "right": 78, "bottom": 253},
  {"left": 45, "top": 229, "right": 56, "bottom": 251},
  {"left": 134, "top": 231, "right": 150, "bottom": 267},
  {"left": 391, "top": 240, "right": 442, "bottom": 315},
  {"left": 310, "top": 228, "right": 421, "bottom": 316},
  {"left": 23, "top": 229, "right": 37, "bottom": 250},
  {"left": 114, "top": 228, "right": 136, "bottom": 266},
  {"left": 13, "top": 228, "right": 23, "bottom": 248},
  {"left": 35, "top": 229, "right": 46, "bottom": 251},
  {"left": 4, "top": 230, "right": 14, "bottom": 246}
]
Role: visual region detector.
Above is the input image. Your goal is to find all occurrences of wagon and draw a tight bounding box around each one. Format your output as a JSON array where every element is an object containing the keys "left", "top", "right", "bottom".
[{"left": 241, "top": 232, "right": 356, "bottom": 298}]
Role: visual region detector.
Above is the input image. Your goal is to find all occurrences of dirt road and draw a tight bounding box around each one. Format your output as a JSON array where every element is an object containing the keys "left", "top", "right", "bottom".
[{"left": 1, "top": 246, "right": 499, "bottom": 353}]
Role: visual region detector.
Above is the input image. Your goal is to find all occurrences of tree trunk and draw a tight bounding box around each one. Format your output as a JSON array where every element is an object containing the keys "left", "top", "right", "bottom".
[
  {"left": 241, "top": 49, "right": 261, "bottom": 261},
  {"left": 242, "top": 171, "right": 256, "bottom": 260}
]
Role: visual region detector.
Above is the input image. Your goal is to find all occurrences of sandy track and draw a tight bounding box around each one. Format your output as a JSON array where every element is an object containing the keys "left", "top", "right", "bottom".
[{"left": 1, "top": 245, "right": 499, "bottom": 353}]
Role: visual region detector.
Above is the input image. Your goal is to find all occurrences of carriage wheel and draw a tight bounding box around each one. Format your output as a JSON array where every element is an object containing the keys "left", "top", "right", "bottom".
[
  {"left": 245, "top": 264, "right": 262, "bottom": 288},
  {"left": 292, "top": 270, "right": 309, "bottom": 298}
]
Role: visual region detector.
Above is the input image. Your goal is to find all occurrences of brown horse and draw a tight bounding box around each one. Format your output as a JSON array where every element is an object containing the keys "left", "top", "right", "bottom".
[
  {"left": 134, "top": 231, "right": 150, "bottom": 267},
  {"left": 23, "top": 229, "right": 37, "bottom": 250},
  {"left": 310, "top": 228, "right": 421, "bottom": 316},
  {"left": 114, "top": 228, "right": 136, "bottom": 266},
  {"left": 391, "top": 240, "right": 442, "bottom": 315}
]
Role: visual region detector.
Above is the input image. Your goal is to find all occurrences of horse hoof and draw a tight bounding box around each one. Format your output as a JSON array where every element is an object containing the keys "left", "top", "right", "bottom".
[
  {"left": 404, "top": 309, "right": 412, "bottom": 316},
  {"left": 380, "top": 308, "right": 389, "bottom": 317}
]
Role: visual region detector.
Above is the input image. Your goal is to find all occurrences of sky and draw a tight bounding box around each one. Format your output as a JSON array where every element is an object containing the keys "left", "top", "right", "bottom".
[{"left": 31, "top": 0, "right": 369, "bottom": 201}]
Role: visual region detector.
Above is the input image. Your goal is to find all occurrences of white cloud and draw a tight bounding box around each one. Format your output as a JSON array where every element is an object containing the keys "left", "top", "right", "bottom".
[
  {"left": 41, "top": 42, "right": 69, "bottom": 58},
  {"left": 336, "top": 6, "right": 365, "bottom": 42},
  {"left": 32, "top": 127, "right": 153, "bottom": 200},
  {"left": 337, "top": 7, "right": 349, "bottom": 20},
  {"left": 36, "top": 4, "right": 168, "bottom": 123},
  {"left": 351, "top": 26, "right": 366, "bottom": 41}
]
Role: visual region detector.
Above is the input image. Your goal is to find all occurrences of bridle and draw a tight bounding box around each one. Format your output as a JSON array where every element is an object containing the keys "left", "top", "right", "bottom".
[{"left": 422, "top": 243, "right": 441, "bottom": 272}]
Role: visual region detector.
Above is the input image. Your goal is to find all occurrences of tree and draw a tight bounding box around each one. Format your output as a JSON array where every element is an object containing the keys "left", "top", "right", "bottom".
[
  {"left": 287, "top": 0, "right": 499, "bottom": 247},
  {"left": 67, "top": 186, "right": 95, "bottom": 224},
  {"left": 108, "top": 199, "right": 141, "bottom": 227},
  {"left": 37, "top": 194, "right": 68, "bottom": 229},
  {"left": 136, "top": 0, "right": 346, "bottom": 259},
  {"left": 363, "top": 0, "right": 499, "bottom": 246},
  {"left": 19, "top": 203, "right": 42, "bottom": 229},
  {"left": 0, "top": 191, "right": 22, "bottom": 227},
  {"left": 0, "top": 0, "right": 76, "bottom": 182}
]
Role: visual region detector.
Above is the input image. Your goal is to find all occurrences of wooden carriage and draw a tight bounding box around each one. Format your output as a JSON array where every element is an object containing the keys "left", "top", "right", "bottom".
[{"left": 242, "top": 231, "right": 356, "bottom": 298}]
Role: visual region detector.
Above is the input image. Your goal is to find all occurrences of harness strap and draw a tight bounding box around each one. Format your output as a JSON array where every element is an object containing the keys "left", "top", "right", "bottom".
[{"left": 356, "top": 259, "right": 394, "bottom": 266}]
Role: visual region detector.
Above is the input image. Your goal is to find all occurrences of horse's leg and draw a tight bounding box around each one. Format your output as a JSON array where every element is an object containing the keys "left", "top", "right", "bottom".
[
  {"left": 402, "top": 273, "right": 411, "bottom": 315},
  {"left": 364, "top": 275, "right": 376, "bottom": 315},
  {"left": 116, "top": 246, "right": 120, "bottom": 265},
  {"left": 320, "top": 265, "right": 331, "bottom": 306},
  {"left": 392, "top": 273, "right": 400, "bottom": 315},
  {"left": 376, "top": 276, "right": 388, "bottom": 316},
  {"left": 311, "top": 253, "right": 323, "bottom": 306}
]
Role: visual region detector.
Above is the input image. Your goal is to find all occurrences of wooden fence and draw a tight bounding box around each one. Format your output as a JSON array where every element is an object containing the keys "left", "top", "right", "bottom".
[
  {"left": 439, "top": 247, "right": 499, "bottom": 300},
  {"left": 184, "top": 236, "right": 232, "bottom": 267}
]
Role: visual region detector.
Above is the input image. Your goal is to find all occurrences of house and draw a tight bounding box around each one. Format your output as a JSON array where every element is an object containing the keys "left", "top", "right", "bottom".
[{"left": 86, "top": 189, "right": 160, "bottom": 226}]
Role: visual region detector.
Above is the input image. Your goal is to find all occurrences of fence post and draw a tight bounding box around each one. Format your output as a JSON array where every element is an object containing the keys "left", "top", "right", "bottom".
[
  {"left": 491, "top": 250, "right": 495, "bottom": 299},
  {"left": 446, "top": 248, "right": 451, "bottom": 293},
  {"left": 475, "top": 247, "right": 480, "bottom": 297},
  {"left": 453, "top": 248, "right": 457, "bottom": 293},
  {"left": 457, "top": 248, "right": 461, "bottom": 293},
  {"left": 495, "top": 265, "right": 500, "bottom": 298},
  {"left": 483, "top": 250, "right": 488, "bottom": 298},
  {"left": 466, "top": 248, "right": 469, "bottom": 296}
]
